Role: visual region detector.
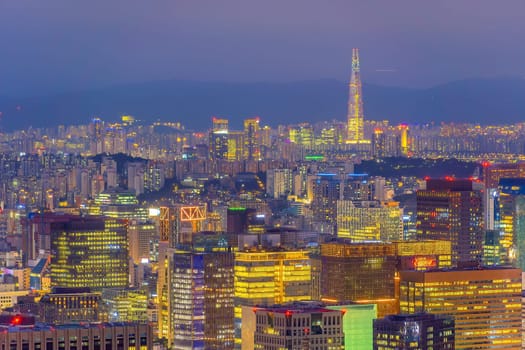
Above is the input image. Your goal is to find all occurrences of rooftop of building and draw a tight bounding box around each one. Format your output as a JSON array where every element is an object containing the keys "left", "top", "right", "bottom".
[
  {"left": 380, "top": 313, "right": 453, "bottom": 322},
  {"left": 254, "top": 306, "right": 339, "bottom": 315},
  {"left": 0, "top": 314, "right": 147, "bottom": 332}
]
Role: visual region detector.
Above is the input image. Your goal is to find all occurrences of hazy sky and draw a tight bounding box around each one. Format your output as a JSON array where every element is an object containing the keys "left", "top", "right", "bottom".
[{"left": 1, "top": 0, "right": 525, "bottom": 95}]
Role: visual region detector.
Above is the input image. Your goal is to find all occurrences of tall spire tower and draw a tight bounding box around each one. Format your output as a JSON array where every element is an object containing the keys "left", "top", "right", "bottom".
[{"left": 346, "top": 48, "right": 369, "bottom": 144}]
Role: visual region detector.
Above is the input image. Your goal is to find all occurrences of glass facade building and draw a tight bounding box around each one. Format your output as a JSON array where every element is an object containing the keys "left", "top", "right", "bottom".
[
  {"left": 234, "top": 250, "right": 311, "bottom": 347},
  {"left": 416, "top": 179, "right": 483, "bottom": 266},
  {"left": 373, "top": 313, "right": 454, "bottom": 350},
  {"left": 50, "top": 215, "right": 129, "bottom": 290},
  {"left": 399, "top": 267, "right": 522, "bottom": 349},
  {"left": 171, "top": 246, "right": 235, "bottom": 349}
]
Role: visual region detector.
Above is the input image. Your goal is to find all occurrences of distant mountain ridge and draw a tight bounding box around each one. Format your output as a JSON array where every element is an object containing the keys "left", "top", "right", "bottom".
[{"left": 1, "top": 78, "right": 525, "bottom": 131}]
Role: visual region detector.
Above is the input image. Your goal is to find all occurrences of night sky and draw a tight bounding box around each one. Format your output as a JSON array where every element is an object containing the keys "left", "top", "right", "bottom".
[{"left": 1, "top": 0, "right": 525, "bottom": 96}]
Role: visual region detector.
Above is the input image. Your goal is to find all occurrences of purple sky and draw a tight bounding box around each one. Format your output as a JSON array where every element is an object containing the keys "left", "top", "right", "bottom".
[{"left": 1, "top": 0, "right": 525, "bottom": 95}]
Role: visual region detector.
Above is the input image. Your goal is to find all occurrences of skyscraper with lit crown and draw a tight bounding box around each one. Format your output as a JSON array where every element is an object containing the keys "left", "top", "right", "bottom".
[{"left": 346, "top": 48, "right": 370, "bottom": 144}]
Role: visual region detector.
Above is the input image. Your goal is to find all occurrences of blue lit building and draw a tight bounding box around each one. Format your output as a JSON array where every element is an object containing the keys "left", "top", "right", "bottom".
[
  {"left": 170, "top": 236, "right": 234, "bottom": 349},
  {"left": 497, "top": 178, "right": 525, "bottom": 269}
]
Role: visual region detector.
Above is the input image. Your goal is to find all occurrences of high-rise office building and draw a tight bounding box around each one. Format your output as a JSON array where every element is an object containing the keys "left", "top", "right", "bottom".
[
  {"left": 399, "top": 267, "right": 522, "bottom": 349},
  {"left": 50, "top": 215, "right": 129, "bottom": 290},
  {"left": 128, "top": 220, "right": 157, "bottom": 265},
  {"left": 0, "top": 315, "right": 152, "bottom": 350},
  {"left": 312, "top": 173, "right": 342, "bottom": 226},
  {"left": 234, "top": 249, "right": 311, "bottom": 347},
  {"left": 171, "top": 242, "right": 235, "bottom": 349},
  {"left": 496, "top": 178, "right": 525, "bottom": 269},
  {"left": 372, "top": 128, "right": 386, "bottom": 158},
  {"left": 336, "top": 200, "right": 403, "bottom": 241},
  {"left": 482, "top": 229, "right": 503, "bottom": 266},
  {"left": 393, "top": 240, "right": 452, "bottom": 270},
  {"left": 319, "top": 240, "right": 452, "bottom": 318},
  {"left": 416, "top": 179, "right": 483, "bottom": 266},
  {"left": 346, "top": 48, "right": 369, "bottom": 144},
  {"left": 242, "top": 301, "right": 376, "bottom": 350},
  {"left": 483, "top": 162, "right": 525, "bottom": 190},
  {"left": 319, "top": 242, "right": 397, "bottom": 317},
  {"left": 91, "top": 187, "right": 148, "bottom": 220},
  {"left": 103, "top": 288, "right": 149, "bottom": 323},
  {"left": 326, "top": 303, "right": 377, "bottom": 350},
  {"left": 373, "top": 313, "right": 454, "bottom": 350},
  {"left": 483, "top": 162, "right": 525, "bottom": 231},
  {"left": 39, "top": 287, "right": 102, "bottom": 324},
  {"left": 228, "top": 131, "right": 245, "bottom": 161},
  {"left": 251, "top": 305, "right": 345, "bottom": 350}
]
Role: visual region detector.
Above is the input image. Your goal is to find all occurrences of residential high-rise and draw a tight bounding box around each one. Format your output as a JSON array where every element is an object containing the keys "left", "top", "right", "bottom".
[
  {"left": 372, "top": 128, "right": 386, "bottom": 158},
  {"left": 228, "top": 131, "right": 245, "bottom": 161},
  {"left": 399, "top": 267, "right": 522, "bottom": 349},
  {"left": 210, "top": 117, "right": 229, "bottom": 160},
  {"left": 346, "top": 48, "right": 369, "bottom": 144},
  {"left": 398, "top": 123, "right": 410, "bottom": 156},
  {"left": 416, "top": 179, "right": 483, "bottom": 266},
  {"left": 266, "top": 168, "right": 293, "bottom": 199},
  {"left": 50, "top": 215, "right": 129, "bottom": 290},
  {"left": 244, "top": 117, "right": 260, "bottom": 160},
  {"left": 234, "top": 249, "right": 311, "bottom": 347},
  {"left": 373, "top": 313, "right": 455, "bottom": 350}
]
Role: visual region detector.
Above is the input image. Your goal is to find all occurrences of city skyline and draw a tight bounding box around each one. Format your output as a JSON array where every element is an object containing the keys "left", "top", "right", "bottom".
[
  {"left": 2, "top": 1, "right": 525, "bottom": 97},
  {"left": 3, "top": 2, "right": 525, "bottom": 349}
]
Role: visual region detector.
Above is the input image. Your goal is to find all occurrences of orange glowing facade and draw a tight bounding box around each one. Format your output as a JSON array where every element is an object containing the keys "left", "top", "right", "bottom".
[{"left": 416, "top": 179, "right": 483, "bottom": 266}]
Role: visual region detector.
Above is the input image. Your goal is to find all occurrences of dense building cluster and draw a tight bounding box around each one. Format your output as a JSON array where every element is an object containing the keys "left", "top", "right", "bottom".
[{"left": 2, "top": 50, "right": 525, "bottom": 350}]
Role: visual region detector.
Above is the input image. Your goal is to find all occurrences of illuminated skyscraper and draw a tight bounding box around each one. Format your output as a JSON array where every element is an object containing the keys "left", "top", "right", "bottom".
[
  {"left": 416, "top": 179, "right": 483, "bottom": 266},
  {"left": 171, "top": 243, "right": 235, "bottom": 349},
  {"left": 128, "top": 220, "right": 157, "bottom": 265},
  {"left": 398, "top": 123, "right": 410, "bottom": 156},
  {"left": 227, "top": 131, "right": 245, "bottom": 161},
  {"left": 346, "top": 48, "right": 369, "bottom": 144},
  {"left": 50, "top": 215, "right": 129, "bottom": 290},
  {"left": 400, "top": 267, "right": 522, "bottom": 349},
  {"left": 319, "top": 242, "right": 397, "bottom": 317},
  {"left": 336, "top": 200, "right": 403, "bottom": 242},
  {"left": 496, "top": 178, "right": 525, "bottom": 269},
  {"left": 234, "top": 250, "right": 311, "bottom": 347}
]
